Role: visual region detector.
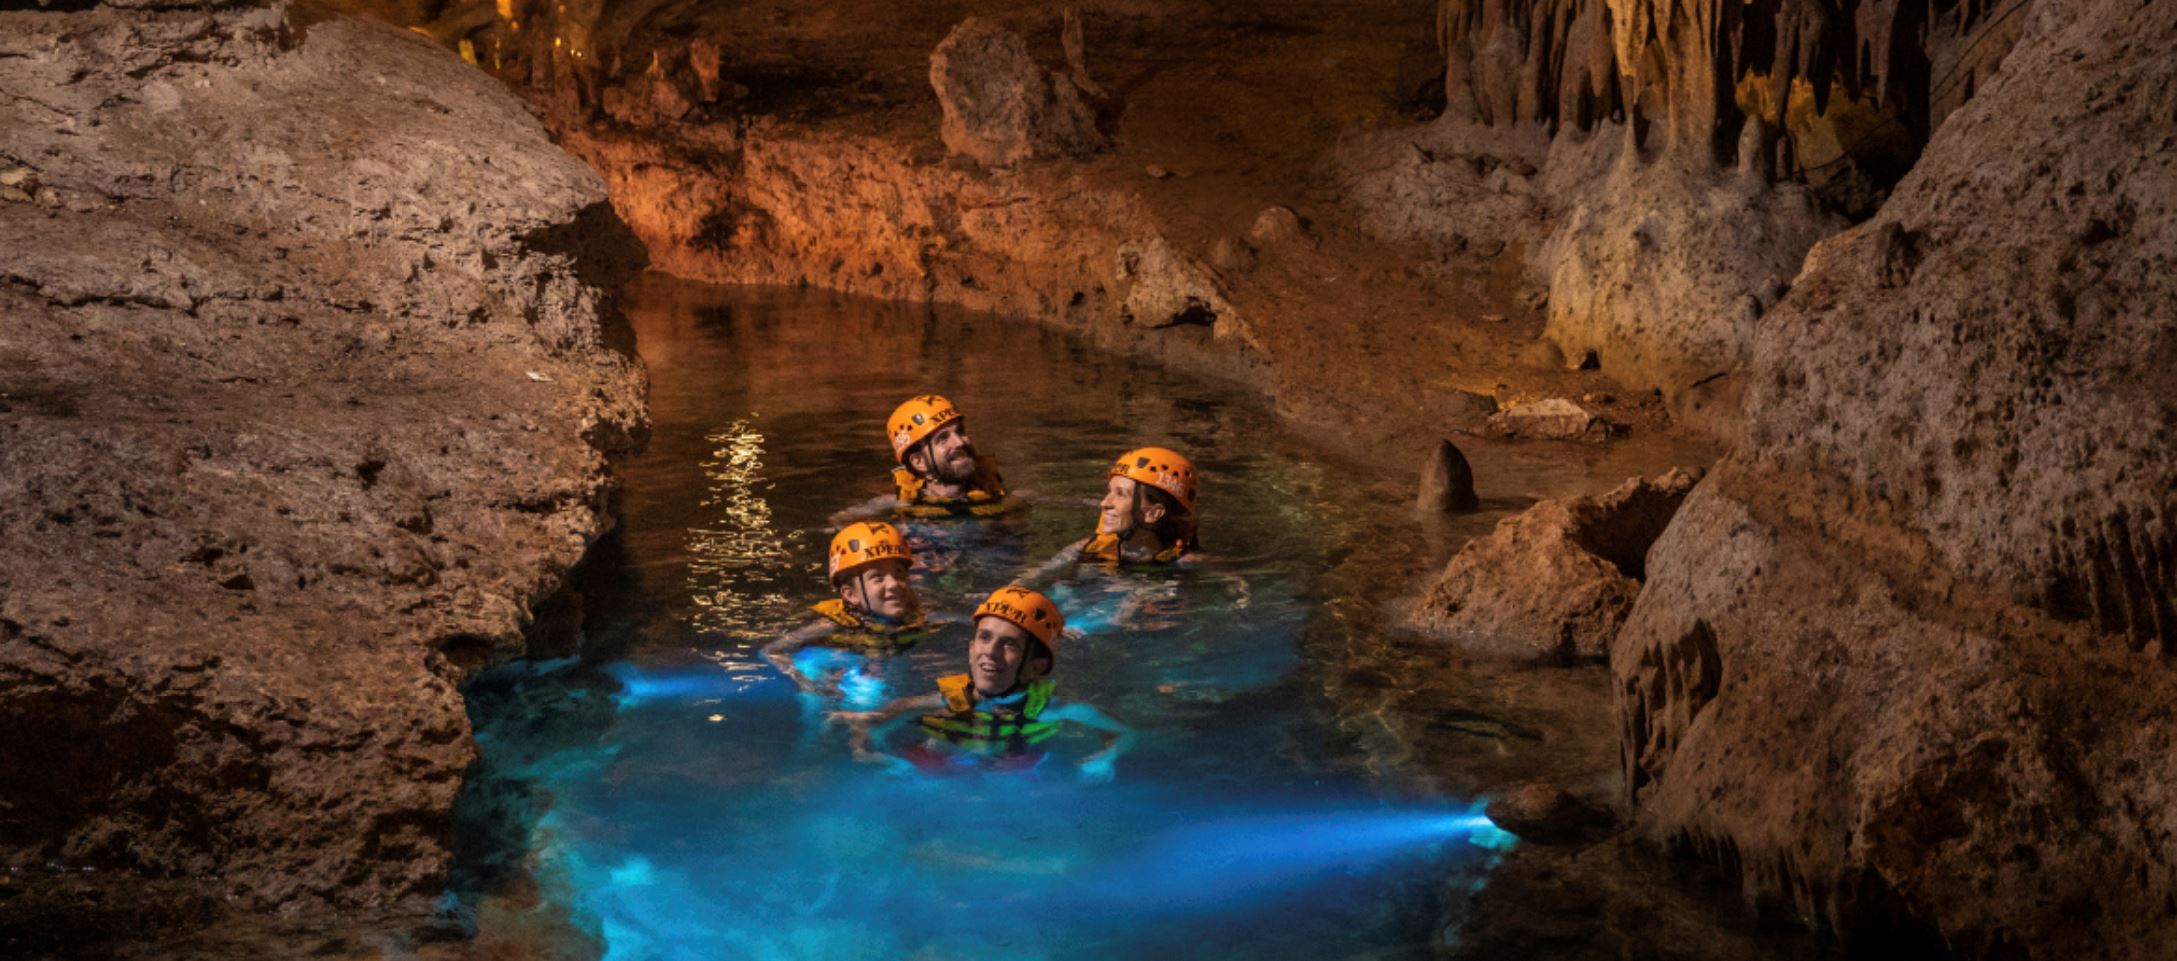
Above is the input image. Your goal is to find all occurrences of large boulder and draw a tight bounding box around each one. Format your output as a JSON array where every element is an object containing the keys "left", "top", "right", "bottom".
[
  {"left": 1612, "top": 0, "right": 2177, "bottom": 954},
  {"left": 929, "top": 17, "right": 1105, "bottom": 167},
  {"left": 1408, "top": 469, "right": 1699, "bottom": 659},
  {"left": 0, "top": 0, "right": 645, "bottom": 941}
]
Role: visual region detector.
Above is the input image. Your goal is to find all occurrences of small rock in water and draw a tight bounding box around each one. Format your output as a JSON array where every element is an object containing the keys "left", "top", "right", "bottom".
[
  {"left": 1487, "top": 398, "right": 1622, "bottom": 442},
  {"left": 1480, "top": 313, "right": 1507, "bottom": 324},
  {"left": 1486, "top": 783, "right": 1615, "bottom": 843},
  {"left": 1247, "top": 204, "right": 1310, "bottom": 247},
  {"left": 1144, "top": 164, "right": 1172, "bottom": 179},
  {"left": 1417, "top": 439, "right": 1479, "bottom": 513}
]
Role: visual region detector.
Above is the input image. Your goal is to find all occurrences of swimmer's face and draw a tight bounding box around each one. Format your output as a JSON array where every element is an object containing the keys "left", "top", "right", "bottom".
[
  {"left": 1097, "top": 475, "right": 1167, "bottom": 535},
  {"left": 907, "top": 419, "right": 978, "bottom": 484},
  {"left": 968, "top": 617, "right": 1039, "bottom": 695},
  {"left": 837, "top": 559, "right": 915, "bottom": 621}
]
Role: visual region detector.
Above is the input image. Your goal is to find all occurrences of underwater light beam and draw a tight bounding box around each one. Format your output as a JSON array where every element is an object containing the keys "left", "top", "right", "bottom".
[{"left": 1066, "top": 804, "right": 1516, "bottom": 913}]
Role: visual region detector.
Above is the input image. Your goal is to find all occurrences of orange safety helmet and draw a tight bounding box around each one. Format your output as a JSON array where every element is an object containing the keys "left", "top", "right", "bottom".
[
  {"left": 1108, "top": 446, "right": 1198, "bottom": 513},
  {"left": 887, "top": 395, "right": 963, "bottom": 463},
  {"left": 972, "top": 586, "right": 1064, "bottom": 652},
  {"left": 828, "top": 521, "right": 913, "bottom": 583}
]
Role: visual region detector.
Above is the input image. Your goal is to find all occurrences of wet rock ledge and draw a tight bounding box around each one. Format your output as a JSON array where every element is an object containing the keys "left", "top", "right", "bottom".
[{"left": 0, "top": 0, "right": 646, "bottom": 945}]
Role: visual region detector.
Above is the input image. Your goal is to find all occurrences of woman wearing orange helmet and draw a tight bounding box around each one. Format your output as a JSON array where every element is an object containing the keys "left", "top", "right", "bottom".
[
  {"left": 1022, "top": 447, "right": 1201, "bottom": 586},
  {"left": 762, "top": 521, "right": 935, "bottom": 696},
  {"left": 830, "top": 394, "right": 1021, "bottom": 525},
  {"left": 833, "top": 586, "right": 1133, "bottom": 780}
]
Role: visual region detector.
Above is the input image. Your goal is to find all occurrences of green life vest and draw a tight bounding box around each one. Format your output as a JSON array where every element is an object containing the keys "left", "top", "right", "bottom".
[
  {"left": 810, "top": 598, "right": 929, "bottom": 655},
  {"left": 919, "top": 674, "right": 1060, "bottom": 751},
  {"left": 892, "top": 454, "right": 1022, "bottom": 519}
]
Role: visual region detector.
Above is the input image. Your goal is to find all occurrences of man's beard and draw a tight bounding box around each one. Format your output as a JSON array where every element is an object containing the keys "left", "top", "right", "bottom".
[{"left": 930, "top": 444, "right": 979, "bottom": 485}]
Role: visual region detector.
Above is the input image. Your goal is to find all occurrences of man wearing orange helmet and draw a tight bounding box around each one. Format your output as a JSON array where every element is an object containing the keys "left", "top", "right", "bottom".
[
  {"left": 1025, "top": 447, "right": 1200, "bottom": 583},
  {"left": 834, "top": 586, "right": 1133, "bottom": 780},
  {"left": 763, "top": 521, "right": 936, "bottom": 696},
  {"left": 830, "top": 394, "right": 1019, "bottom": 525}
]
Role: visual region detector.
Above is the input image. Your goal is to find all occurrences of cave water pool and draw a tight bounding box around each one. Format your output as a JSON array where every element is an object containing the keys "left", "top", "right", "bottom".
[{"left": 457, "top": 276, "right": 1521, "bottom": 961}]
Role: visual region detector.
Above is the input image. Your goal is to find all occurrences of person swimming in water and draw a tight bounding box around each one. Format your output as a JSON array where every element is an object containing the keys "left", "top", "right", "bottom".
[
  {"left": 1022, "top": 447, "right": 1199, "bottom": 586},
  {"left": 830, "top": 395, "right": 1022, "bottom": 526},
  {"left": 834, "top": 586, "right": 1133, "bottom": 781},
  {"left": 763, "top": 521, "right": 937, "bottom": 696}
]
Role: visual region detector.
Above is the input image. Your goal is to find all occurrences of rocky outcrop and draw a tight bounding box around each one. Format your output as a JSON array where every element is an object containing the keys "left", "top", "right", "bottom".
[
  {"left": 1613, "top": 0, "right": 2177, "bottom": 953},
  {"left": 930, "top": 17, "right": 1105, "bottom": 167},
  {"left": 1336, "top": 0, "right": 2036, "bottom": 424},
  {"left": 1408, "top": 468, "right": 1698, "bottom": 659},
  {"left": 0, "top": 0, "right": 645, "bottom": 942}
]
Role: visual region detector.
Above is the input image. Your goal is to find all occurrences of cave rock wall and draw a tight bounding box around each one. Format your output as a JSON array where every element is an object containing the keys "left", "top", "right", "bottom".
[
  {"left": 0, "top": 0, "right": 646, "bottom": 935},
  {"left": 1426, "top": 0, "right": 2029, "bottom": 418},
  {"left": 1611, "top": 0, "right": 2177, "bottom": 953}
]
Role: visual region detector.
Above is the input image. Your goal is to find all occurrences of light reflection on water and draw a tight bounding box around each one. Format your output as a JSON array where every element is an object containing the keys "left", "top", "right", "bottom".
[
  {"left": 685, "top": 419, "right": 799, "bottom": 645},
  {"left": 458, "top": 278, "right": 1524, "bottom": 960}
]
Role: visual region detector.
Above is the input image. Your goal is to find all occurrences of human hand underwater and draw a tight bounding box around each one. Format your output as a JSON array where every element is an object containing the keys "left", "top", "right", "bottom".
[{"left": 1077, "top": 754, "right": 1117, "bottom": 784}]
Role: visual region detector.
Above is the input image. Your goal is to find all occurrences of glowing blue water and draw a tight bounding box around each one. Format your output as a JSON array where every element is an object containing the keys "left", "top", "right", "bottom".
[{"left": 458, "top": 281, "right": 1514, "bottom": 960}]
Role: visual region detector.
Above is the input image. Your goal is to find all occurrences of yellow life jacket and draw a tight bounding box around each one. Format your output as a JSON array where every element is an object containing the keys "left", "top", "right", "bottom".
[
  {"left": 892, "top": 454, "right": 1020, "bottom": 518},
  {"left": 810, "top": 598, "right": 930, "bottom": 654},
  {"left": 919, "top": 674, "right": 1060, "bottom": 751},
  {"left": 1080, "top": 530, "right": 1188, "bottom": 565}
]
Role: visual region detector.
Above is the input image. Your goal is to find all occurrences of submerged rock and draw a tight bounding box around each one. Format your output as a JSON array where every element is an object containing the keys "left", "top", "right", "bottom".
[
  {"left": 929, "top": 17, "right": 1104, "bottom": 167},
  {"left": 0, "top": 0, "right": 645, "bottom": 940},
  {"left": 1486, "top": 783, "right": 1616, "bottom": 844},
  {"left": 1408, "top": 468, "right": 1700, "bottom": 660}
]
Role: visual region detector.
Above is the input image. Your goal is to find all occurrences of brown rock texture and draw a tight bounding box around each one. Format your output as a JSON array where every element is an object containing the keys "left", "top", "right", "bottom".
[
  {"left": 1613, "top": 0, "right": 2177, "bottom": 953},
  {"left": 1409, "top": 468, "right": 1698, "bottom": 658},
  {"left": 0, "top": 0, "right": 645, "bottom": 938},
  {"left": 929, "top": 16, "right": 1105, "bottom": 167},
  {"left": 1345, "top": 0, "right": 2034, "bottom": 422}
]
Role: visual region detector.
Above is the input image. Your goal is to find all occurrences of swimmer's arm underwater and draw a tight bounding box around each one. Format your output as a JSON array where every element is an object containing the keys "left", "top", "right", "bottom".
[
  {"left": 826, "top": 493, "right": 900, "bottom": 528},
  {"left": 1017, "top": 538, "right": 1089, "bottom": 590},
  {"left": 761, "top": 621, "right": 839, "bottom": 695},
  {"left": 830, "top": 692, "right": 944, "bottom": 766},
  {"left": 1041, "top": 702, "right": 1134, "bottom": 783}
]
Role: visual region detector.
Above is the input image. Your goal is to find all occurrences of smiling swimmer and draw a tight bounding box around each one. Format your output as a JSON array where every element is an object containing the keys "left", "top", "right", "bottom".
[
  {"left": 830, "top": 395, "right": 1024, "bottom": 526},
  {"left": 763, "top": 521, "right": 937, "bottom": 696},
  {"left": 1021, "top": 447, "right": 1200, "bottom": 588},
  {"left": 833, "top": 586, "right": 1134, "bottom": 782}
]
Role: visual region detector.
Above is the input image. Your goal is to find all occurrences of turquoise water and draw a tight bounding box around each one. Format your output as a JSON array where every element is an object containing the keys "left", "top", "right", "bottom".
[{"left": 456, "top": 277, "right": 1521, "bottom": 960}]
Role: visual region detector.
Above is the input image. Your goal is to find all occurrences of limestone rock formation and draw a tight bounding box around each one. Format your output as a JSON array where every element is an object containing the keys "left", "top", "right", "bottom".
[
  {"left": 1338, "top": 0, "right": 2039, "bottom": 421},
  {"left": 1613, "top": 0, "right": 2177, "bottom": 953},
  {"left": 1408, "top": 468, "right": 1699, "bottom": 659},
  {"left": 1486, "top": 783, "right": 1616, "bottom": 844},
  {"left": 929, "top": 17, "right": 1105, "bottom": 167},
  {"left": 0, "top": 0, "right": 645, "bottom": 942},
  {"left": 1486, "top": 397, "right": 1621, "bottom": 441},
  {"left": 1417, "top": 439, "right": 1480, "bottom": 513}
]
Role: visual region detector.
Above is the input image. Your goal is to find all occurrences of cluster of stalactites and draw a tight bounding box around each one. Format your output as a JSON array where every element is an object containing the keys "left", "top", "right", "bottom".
[{"left": 1438, "top": 0, "right": 2026, "bottom": 175}]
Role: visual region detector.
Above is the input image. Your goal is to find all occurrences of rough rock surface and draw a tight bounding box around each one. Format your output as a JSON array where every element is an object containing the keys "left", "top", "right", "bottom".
[
  {"left": 0, "top": 0, "right": 645, "bottom": 943},
  {"left": 1328, "top": 0, "right": 2035, "bottom": 425},
  {"left": 1486, "top": 396, "right": 1621, "bottom": 441},
  {"left": 1409, "top": 469, "right": 1698, "bottom": 659},
  {"left": 1613, "top": 0, "right": 2177, "bottom": 953},
  {"left": 929, "top": 17, "right": 1104, "bottom": 167},
  {"left": 1417, "top": 439, "right": 1480, "bottom": 513},
  {"left": 1486, "top": 783, "right": 1616, "bottom": 844},
  {"left": 1538, "top": 126, "right": 1843, "bottom": 403}
]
